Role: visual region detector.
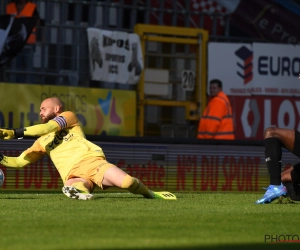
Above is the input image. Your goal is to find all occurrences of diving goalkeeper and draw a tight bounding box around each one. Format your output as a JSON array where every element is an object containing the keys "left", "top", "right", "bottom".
[{"left": 0, "top": 97, "right": 176, "bottom": 200}]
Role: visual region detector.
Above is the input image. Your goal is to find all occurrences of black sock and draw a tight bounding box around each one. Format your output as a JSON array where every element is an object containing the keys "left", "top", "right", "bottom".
[
  {"left": 264, "top": 137, "right": 282, "bottom": 185},
  {"left": 283, "top": 182, "right": 296, "bottom": 199},
  {"left": 291, "top": 164, "right": 300, "bottom": 184},
  {"left": 283, "top": 182, "right": 300, "bottom": 200}
]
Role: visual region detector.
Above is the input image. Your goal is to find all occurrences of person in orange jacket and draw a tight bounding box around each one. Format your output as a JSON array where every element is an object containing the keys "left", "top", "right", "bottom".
[{"left": 197, "top": 79, "right": 235, "bottom": 140}]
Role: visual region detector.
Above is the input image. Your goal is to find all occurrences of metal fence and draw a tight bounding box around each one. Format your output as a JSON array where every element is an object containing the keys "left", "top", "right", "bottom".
[
  {"left": 0, "top": 0, "right": 256, "bottom": 139},
  {"left": 0, "top": 0, "right": 234, "bottom": 88}
]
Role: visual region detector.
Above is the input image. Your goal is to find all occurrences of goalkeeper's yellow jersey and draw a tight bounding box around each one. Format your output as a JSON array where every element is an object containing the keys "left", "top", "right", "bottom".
[{"left": 24, "top": 111, "right": 105, "bottom": 182}]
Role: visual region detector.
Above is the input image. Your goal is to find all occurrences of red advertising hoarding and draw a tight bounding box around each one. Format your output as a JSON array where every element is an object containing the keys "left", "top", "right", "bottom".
[
  {"left": 1, "top": 141, "right": 298, "bottom": 193},
  {"left": 231, "top": 95, "right": 300, "bottom": 140}
]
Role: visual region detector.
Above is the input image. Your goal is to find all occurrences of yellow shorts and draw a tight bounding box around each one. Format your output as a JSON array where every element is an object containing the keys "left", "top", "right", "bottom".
[{"left": 66, "top": 157, "right": 115, "bottom": 191}]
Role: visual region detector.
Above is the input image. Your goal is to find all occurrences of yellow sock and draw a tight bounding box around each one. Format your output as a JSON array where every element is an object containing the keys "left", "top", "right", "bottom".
[
  {"left": 121, "top": 174, "right": 154, "bottom": 198},
  {"left": 72, "top": 182, "right": 90, "bottom": 194}
]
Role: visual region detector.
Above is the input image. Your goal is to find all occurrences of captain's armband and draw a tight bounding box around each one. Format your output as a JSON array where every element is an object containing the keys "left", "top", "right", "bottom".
[{"left": 53, "top": 116, "right": 68, "bottom": 129}]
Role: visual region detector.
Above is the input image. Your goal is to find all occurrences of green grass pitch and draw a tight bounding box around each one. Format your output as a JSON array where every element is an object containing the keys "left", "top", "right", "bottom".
[{"left": 0, "top": 192, "right": 299, "bottom": 250}]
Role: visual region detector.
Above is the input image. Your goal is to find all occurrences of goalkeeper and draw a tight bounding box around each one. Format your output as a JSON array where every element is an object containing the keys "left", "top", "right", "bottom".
[{"left": 0, "top": 97, "right": 176, "bottom": 201}]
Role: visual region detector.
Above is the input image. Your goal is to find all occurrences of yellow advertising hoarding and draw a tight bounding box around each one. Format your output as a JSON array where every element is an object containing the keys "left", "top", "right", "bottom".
[{"left": 0, "top": 83, "right": 136, "bottom": 136}]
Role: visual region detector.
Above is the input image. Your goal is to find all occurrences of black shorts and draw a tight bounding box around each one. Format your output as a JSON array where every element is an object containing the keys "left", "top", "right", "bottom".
[
  {"left": 291, "top": 162, "right": 300, "bottom": 183},
  {"left": 292, "top": 130, "right": 300, "bottom": 158}
]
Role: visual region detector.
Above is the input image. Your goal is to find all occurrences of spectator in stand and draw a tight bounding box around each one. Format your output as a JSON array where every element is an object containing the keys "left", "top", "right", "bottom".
[{"left": 197, "top": 79, "right": 235, "bottom": 140}]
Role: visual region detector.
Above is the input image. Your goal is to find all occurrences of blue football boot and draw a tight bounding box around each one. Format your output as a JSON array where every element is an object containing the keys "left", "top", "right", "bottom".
[{"left": 255, "top": 183, "right": 287, "bottom": 204}]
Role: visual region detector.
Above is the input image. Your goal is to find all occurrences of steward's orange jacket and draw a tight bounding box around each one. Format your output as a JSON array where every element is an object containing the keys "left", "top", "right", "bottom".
[
  {"left": 6, "top": 2, "right": 37, "bottom": 44},
  {"left": 197, "top": 91, "right": 235, "bottom": 140}
]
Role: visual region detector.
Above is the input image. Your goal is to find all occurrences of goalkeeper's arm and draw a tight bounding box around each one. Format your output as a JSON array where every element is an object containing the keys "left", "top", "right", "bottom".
[
  {"left": 0, "top": 151, "right": 34, "bottom": 169},
  {"left": 0, "top": 120, "right": 59, "bottom": 139}
]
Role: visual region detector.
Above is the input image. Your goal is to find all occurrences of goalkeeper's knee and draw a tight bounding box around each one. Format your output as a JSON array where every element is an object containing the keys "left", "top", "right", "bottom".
[{"left": 121, "top": 174, "right": 137, "bottom": 191}]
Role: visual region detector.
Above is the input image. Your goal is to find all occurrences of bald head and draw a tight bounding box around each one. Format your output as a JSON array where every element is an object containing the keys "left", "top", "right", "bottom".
[
  {"left": 39, "top": 97, "right": 64, "bottom": 123},
  {"left": 49, "top": 97, "right": 64, "bottom": 110}
]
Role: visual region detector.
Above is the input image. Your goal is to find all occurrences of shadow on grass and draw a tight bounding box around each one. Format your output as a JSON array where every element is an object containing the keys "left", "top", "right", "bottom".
[
  {"left": 0, "top": 197, "right": 37, "bottom": 199},
  {"left": 95, "top": 196, "right": 145, "bottom": 199},
  {"left": 98, "top": 243, "right": 300, "bottom": 250}
]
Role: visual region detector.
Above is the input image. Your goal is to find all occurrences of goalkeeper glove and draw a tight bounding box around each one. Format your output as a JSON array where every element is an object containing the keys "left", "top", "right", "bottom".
[
  {"left": 0, "top": 129, "right": 14, "bottom": 140},
  {"left": 0, "top": 128, "right": 25, "bottom": 140}
]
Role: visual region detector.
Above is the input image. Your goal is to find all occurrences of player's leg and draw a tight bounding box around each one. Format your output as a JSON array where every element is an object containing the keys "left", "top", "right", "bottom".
[
  {"left": 256, "top": 127, "right": 294, "bottom": 204},
  {"left": 62, "top": 160, "right": 96, "bottom": 200},
  {"left": 101, "top": 166, "right": 153, "bottom": 198},
  {"left": 62, "top": 177, "right": 94, "bottom": 200},
  {"left": 100, "top": 164, "right": 176, "bottom": 200},
  {"left": 65, "top": 177, "right": 91, "bottom": 192},
  {"left": 281, "top": 130, "right": 300, "bottom": 200},
  {"left": 282, "top": 163, "right": 300, "bottom": 201},
  {"left": 264, "top": 127, "right": 295, "bottom": 151},
  {"left": 264, "top": 127, "right": 296, "bottom": 184}
]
